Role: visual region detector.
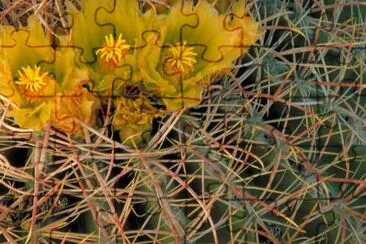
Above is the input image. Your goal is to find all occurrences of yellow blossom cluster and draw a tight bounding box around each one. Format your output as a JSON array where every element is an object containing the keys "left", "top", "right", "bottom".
[
  {"left": 0, "top": 0, "right": 261, "bottom": 145},
  {"left": 0, "top": 18, "right": 99, "bottom": 135}
]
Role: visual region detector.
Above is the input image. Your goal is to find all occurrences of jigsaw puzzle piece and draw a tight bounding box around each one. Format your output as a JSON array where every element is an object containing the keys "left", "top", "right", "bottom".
[
  {"left": 136, "top": 2, "right": 200, "bottom": 110},
  {"left": 48, "top": 49, "right": 100, "bottom": 135},
  {"left": 63, "top": 0, "right": 113, "bottom": 64},
  {"left": 156, "top": 75, "right": 203, "bottom": 111},
  {"left": 6, "top": 102, "right": 54, "bottom": 131},
  {"left": 95, "top": 0, "right": 146, "bottom": 47},
  {"left": 138, "top": 1, "right": 261, "bottom": 111},
  {"left": 0, "top": 16, "right": 57, "bottom": 102},
  {"left": 0, "top": 16, "right": 55, "bottom": 72},
  {"left": 52, "top": 89, "right": 99, "bottom": 135},
  {"left": 179, "top": 0, "right": 261, "bottom": 64},
  {"left": 64, "top": 0, "right": 146, "bottom": 63},
  {"left": 63, "top": 0, "right": 149, "bottom": 99},
  {"left": 224, "top": 0, "right": 263, "bottom": 48},
  {"left": 0, "top": 17, "right": 57, "bottom": 131},
  {"left": 87, "top": 57, "right": 137, "bottom": 98},
  {"left": 0, "top": 16, "right": 59, "bottom": 131},
  {"left": 0, "top": 16, "right": 100, "bottom": 133}
]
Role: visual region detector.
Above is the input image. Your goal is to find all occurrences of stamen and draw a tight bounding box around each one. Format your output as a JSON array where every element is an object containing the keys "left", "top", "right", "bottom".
[
  {"left": 16, "top": 65, "right": 49, "bottom": 93},
  {"left": 164, "top": 41, "right": 197, "bottom": 75},
  {"left": 96, "top": 33, "right": 130, "bottom": 69}
]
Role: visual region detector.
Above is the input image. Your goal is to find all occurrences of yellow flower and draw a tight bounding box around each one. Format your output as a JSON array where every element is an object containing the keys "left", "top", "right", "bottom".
[
  {"left": 113, "top": 94, "right": 161, "bottom": 145},
  {"left": 95, "top": 34, "right": 130, "bottom": 70},
  {"left": 139, "top": 0, "right": 262, "bottom": 110},
  {"left": 16, "top": 65, "right": 48, "bottom": 92},
  {"left": 15, "top": 65, "right": 57, "bottom": 100},
  {"left": 0, "top": 16, "right": 57, "bottom": 130},
  {"left": 64, "top": 0, "right": 151, "bottom": 95},
  {"left": 0, "top": 16, "right": 100, "bottom": 134}
]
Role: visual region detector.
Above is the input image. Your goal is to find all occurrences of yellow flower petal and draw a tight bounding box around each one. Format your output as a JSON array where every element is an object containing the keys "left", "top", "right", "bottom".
[
  {"left": 140, "top": 0, "right": 262, "bottom": 110},
  {"left": 65, "top": 0, "right": 144, "bottom": 63},
  {"left": 0, "top": 16, "right": 54, "bottom": 74}
]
